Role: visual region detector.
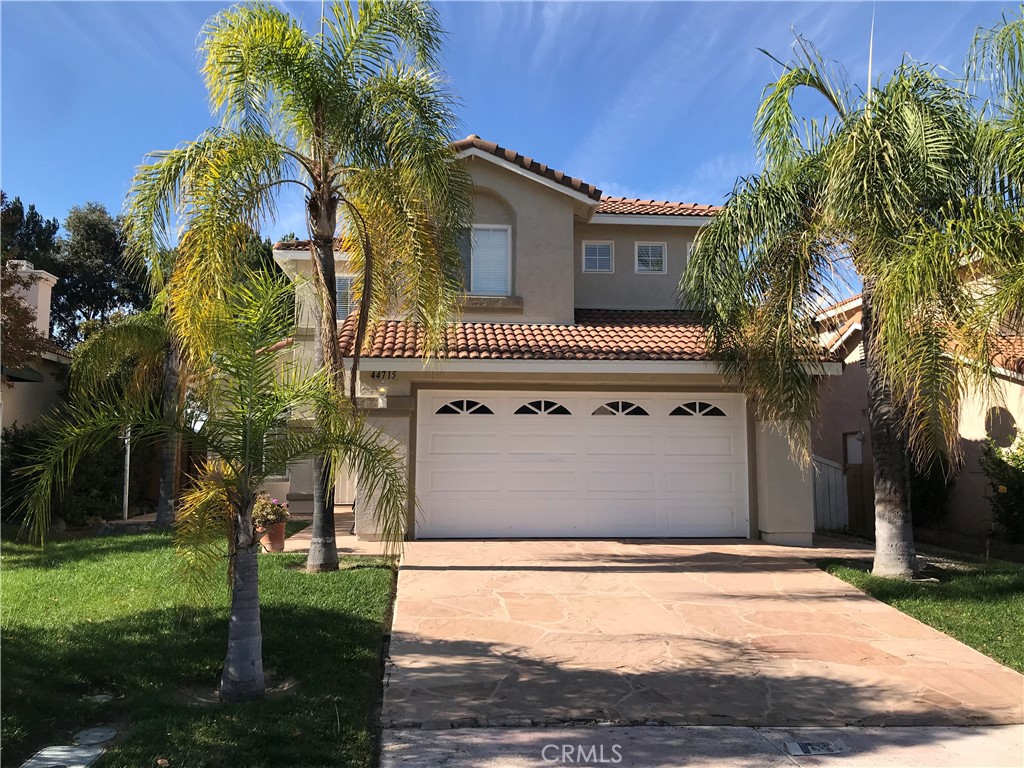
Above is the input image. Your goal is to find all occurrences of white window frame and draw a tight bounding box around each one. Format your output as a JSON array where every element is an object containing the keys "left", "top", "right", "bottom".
[
  {"left": 582, "top": 240, "right": 614, "bottom": 273},
  {"left": 467, "top": 224, "right": 512, "bottom": 297},
  {"left": 336, "top": 274, "right": 357, "bottom": 318},
  {"left": 635, "top": 241, "right": 668, "bottom": 274}
]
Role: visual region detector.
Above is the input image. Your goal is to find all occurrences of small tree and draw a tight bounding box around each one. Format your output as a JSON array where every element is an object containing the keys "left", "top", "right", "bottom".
[
  {"left": 0, "top": 257, "right": 48, "bottom": 379},
  {"left": 20, "top": 271, "right": 408, "bottom": 700},
  {"left": 979, "top": 433, "right": 1024, "bottom": 543}
]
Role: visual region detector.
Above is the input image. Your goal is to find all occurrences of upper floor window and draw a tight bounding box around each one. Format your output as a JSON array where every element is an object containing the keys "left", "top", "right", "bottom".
[
  {"left": 336, "top": 275, "right": 357, "bottom": 318},
  {"left": 582, "top": 241, "right": 613, "bottom": 273},
  {"left": 635, "top": 242, "right": 667, "bottom": 274},
  {"left": 460, "top": 226, "right": 511, "bottom": 296}
]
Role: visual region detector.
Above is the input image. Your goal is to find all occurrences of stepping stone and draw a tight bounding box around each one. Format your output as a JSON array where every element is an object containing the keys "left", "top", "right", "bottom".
[
  {"left": 81, "top": 694, "right": 113, "bottom": 704},
  {"left": 72, "top": 727, "right": 117, "bottom": 746},
  {"left": 19, "top": 745, "right": 106, "bottom": 768}
]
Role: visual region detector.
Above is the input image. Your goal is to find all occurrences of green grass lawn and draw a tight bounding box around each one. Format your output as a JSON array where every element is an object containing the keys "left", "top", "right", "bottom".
[
  {"left": 284, "top": 519, "right": 311, "bottom": 538},
  {"left": 1, "top": 530, "right": 395, "bottom": 768},
  {"left": 821, "top": 557, "right": 1024, "bottom": 673}
]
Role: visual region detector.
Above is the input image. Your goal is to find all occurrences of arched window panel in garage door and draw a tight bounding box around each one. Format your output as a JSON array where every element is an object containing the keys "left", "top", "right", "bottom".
[
  {"left": 435, "top": 399, "right": 494, "bottom": 415},
  {"left": 592, "top": 400, "right": 649, "bottom": 416},
  {"left": 670, "top": 401, "right": 727, "bottom": 417},
  {"left": 514, "top": 399, "right": 572, "bottom": 415}
]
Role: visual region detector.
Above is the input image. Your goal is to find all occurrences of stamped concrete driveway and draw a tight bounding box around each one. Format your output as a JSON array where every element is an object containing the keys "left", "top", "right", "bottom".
[{"left": 383, "top": 539, "right": 1024, "bottom": 729}]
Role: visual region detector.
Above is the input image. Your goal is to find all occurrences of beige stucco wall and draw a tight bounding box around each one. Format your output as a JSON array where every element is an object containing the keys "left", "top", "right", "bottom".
[
  {"left": 1, "top": 357, "right": 67, "bottom": 430},
  {"left": 461, "top": 158, "right": 577, "bottom": 324},
  {"left": 947, "top": 375, "right": 1024, "bottom": 536},
  {"left": 573, "top": 222, "right": 698, "bottom": 310},
  {"left": 813, "top": 360, "right": 873, "bottom": 466},
  {"left": 754, "top": 422, "right": 815, "bottom": 546}
]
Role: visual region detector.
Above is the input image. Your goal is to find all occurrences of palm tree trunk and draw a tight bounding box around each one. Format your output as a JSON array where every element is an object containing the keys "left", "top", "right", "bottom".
[
  {"left": 155, "top": 342, "right": 181, "bottom": 527},
  {"left": 861, "top": 281, "right": 918, "bottom": 578},
  {"left": 219, "top": 510, "right": 265, "bottom": 700},
  {"left": 305, "top": 208, "right": 341, "bottom": 572}
]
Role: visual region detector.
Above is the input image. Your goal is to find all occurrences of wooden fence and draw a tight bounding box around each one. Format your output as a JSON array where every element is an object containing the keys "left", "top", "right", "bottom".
[{"left": 812, "top": 455, "right": 849, "bottom": 532}]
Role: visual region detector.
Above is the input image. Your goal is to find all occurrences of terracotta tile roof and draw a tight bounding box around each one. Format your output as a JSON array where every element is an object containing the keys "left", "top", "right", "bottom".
[
  {"left": 339, "top": 309, "right": 712, "bottom": 361},
  {"left": 596, "top": 196, "right": 719, "bottom": 217},
  {"left": 453, "top": 135, "right": 603, "bottom": 201},
  {"left": 992, "top": 335, "right": 1024, "bottom": 374},
  {"left": 822, "top": 310, "right": 863, "bottom": 351},
  {"left": 273, "top": 239, "right": 319, "bottom": 251},
  {"left": 815, "top": 293, "right": 863, "bottom": 320}
]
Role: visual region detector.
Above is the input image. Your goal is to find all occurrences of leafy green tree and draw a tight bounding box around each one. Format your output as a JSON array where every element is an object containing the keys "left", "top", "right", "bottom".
[
  {"left": 123, "top": 0, "right": 472, "bottom": 572},
  {"left": 0, "top": 192, "right": 59, "bottom": 266},
  {"left": 1, "top": 257, "right": 48, "bottom": 377},
  {"left": 19, "top": 271, "right": 408, "bottom": 700},
  {"left": 684, "top": 37, "right": 988, "bottom": 578},
  {"left": 42, "top": 203, "right": 149, "bottom": 347}
]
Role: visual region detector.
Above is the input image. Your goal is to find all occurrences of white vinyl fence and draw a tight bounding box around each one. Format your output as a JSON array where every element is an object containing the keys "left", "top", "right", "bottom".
[{"left": 813, "top": 455, "right": 849, "bottom": 532}]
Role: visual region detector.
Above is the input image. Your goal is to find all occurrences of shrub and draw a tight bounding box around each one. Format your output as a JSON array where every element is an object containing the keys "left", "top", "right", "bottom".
[
  {"left": 979, "top": 433, "right": 1024, "bottom": 543},
  {"left": 1, "top": 422, "right": 150, "bottom": 526}
]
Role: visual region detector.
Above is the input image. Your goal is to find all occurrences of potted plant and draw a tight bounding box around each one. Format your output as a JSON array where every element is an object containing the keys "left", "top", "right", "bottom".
[{"left": 252, "top": 494, "right": 289, "bottom": 552}]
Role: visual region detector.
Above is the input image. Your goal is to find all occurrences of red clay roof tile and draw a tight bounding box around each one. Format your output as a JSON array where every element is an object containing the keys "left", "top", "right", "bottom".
[
  {"left": 595, "top": 196, "right": 719, "bottom": 217},
  {"left": 339, "top": 309, "right": 712, "bottom": 361},
  {"left": 453, "top": 135, "right": 603, "bottom": 201}
]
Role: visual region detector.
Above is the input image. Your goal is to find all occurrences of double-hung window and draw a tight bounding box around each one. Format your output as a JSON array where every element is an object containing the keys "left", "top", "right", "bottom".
[
  {"left": 336, "top": 275, "right": 356, "bottom": 318},
  {"left": 582, "top": 241, "right": 613, "bottom": 273},
  {"left": 635, "top": 242, "right": 667, "bottom": 274},
  {"left": 460, "top": 226, "right": 511, "bottom": 296}
]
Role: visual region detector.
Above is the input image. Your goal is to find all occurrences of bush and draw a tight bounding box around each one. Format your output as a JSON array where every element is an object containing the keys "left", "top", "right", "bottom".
[
  {"left": 1, "top": 423, "right": 150, "bottom": 527},
  {"left": 979, "top": 433, "right": 1024, "bottom": 543}
]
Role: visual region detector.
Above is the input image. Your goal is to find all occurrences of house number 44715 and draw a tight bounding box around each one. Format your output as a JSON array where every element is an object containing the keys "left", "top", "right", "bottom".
[{"left": 369, "top": 371, "right": 396, "bottom": 381}]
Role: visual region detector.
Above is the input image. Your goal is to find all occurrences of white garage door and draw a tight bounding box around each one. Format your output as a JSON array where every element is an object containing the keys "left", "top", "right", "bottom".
[{"left": 415, "top": 390, "right": 749, "bottom": 539}]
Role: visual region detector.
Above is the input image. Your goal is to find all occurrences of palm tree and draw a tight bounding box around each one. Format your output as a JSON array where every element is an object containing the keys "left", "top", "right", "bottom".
[
  {"left": 684, "top": 37, "right": 985, "bottom": 578},
  {"left": 70, "top": 307, "right": 182, "bottom": 527},
  {"left": 122, "top": 0, "right": 472, "bottom": 572},
  {"left": 19, "top": 271, "right": 408, "bottom": 700}
]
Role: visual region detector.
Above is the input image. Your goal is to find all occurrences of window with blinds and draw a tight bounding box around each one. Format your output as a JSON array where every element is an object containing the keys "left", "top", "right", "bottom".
[
  {"left": 466, "top": 226, "right": 510, "bottom": 296},
  {"left": 583, "top": 241, "right": 613, "bottom": 272},
  {"left": 336, "top": 275, "right": 356, "bottom": 318},
  {"left": 635, "top": 242, "right": 666, "bottom": 273}
]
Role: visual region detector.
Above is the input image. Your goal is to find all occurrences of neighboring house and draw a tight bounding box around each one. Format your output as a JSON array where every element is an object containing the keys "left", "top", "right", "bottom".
[
  {"left": 1, "top": 261, "right": 70, "bottom": 430},
  {"left": 813, "top": 294, "right": 1024, "bottom": 539},
  {"left": 274, "top": 136, "right": 841, "bottom": 544}
]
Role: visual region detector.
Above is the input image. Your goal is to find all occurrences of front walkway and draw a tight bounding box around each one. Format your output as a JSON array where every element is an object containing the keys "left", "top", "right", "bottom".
[{"left": 383, "top": 539, "right": 1024, "bottom": 729}]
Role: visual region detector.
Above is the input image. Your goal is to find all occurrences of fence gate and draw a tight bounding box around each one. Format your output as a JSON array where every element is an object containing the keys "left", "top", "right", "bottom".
[{"left": 812, "top": 456, "right": 849, "bottom": 532}]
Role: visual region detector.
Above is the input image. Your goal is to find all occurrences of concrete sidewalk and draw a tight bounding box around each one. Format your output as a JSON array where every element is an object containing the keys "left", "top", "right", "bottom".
[{"left": 381, "top": 725, "right": 1024, "bottom": 767}]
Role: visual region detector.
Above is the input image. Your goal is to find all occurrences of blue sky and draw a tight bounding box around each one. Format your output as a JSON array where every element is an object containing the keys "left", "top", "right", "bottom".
[{"left": 0, "top": 1, "right": 1007, "bottom": 241}]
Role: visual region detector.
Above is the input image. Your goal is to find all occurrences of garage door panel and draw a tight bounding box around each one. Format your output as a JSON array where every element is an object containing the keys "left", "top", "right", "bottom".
[
  {"left": 586, "top": 433, "right": 656, "bottom": 455},
  {"left": 664, "top": 469, "right": 738, "bottom": 494},
  {"left": 416, "top": 390, "right": 749, "bottom": 539},
  {"left": 508, "top": 468, "right": 580, "bottom": 493},
  {"left": 664, "top": 434, "right": 735, "bottom": 456},
  {"left": 427, "top": 433, "right": 500, "bottom": 455},
  {"left": 420, "top": 466, "right": 503, "bottom": 493},
  {"left": 586, "top": 469, "right": 657, "bottom": 493},
  {"left": 507, "top": 433, "right": 578, "bottom": 455}
]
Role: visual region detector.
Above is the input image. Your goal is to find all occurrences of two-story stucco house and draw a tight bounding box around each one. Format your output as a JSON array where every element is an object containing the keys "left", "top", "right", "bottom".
[{"left": 273, "top": 136, "right": 840, "bottom": 545}]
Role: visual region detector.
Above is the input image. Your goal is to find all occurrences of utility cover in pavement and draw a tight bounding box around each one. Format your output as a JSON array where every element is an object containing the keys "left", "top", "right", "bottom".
[
  {"left": 72, "top": 727, "right": 117, "bottom": 746},
  {"left": 784, "top": 741, "right": 842, "bottom": 755},
  {"left": 18, "top": 745, "right": 106, "bottom": 768}
]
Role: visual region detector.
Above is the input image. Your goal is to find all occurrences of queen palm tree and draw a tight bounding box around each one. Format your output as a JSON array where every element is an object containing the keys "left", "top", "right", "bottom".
[
  {"left": 684, "top": 37, "right": 986, "bottom": 578},
  {"left": 122, "top": 0, "right": 472, "bottom": 572},
  {"left": 70, "top": 306, "right": 182, "bottom": 527},
  {"left": 20, "top": 271, "right": 408, "bottom": 700}
]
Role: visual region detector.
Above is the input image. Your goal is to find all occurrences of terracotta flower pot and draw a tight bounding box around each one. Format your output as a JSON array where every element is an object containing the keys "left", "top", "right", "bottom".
[{"left": 259, "top": 521, "right": 287, "bottom": 552}]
